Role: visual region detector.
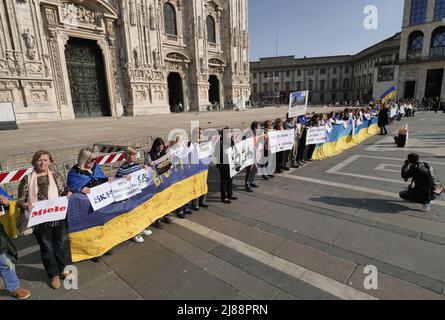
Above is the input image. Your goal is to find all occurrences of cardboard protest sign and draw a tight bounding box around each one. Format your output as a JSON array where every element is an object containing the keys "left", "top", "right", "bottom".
[
  {"left": 27, "top": 197, "right": 69, "bottom": 228},
  {"left": 289, "top": 91, "right": 309, "bottom": 118},
  {"left": 227, "top": 138, "right": 255, "bottom": 178},
  {"left": 87, "top": 183, "right": 114, "bottom": 211},
  {"left": 268, "top": 129, "right": 295, "bottom": 154},
  {"left": 306, "top": 127, "right": 328, "bottom": 145}
]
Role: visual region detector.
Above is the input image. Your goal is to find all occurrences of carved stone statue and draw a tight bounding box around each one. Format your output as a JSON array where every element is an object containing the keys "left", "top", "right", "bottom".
[
  {"left": 153, "top": 49, "right": 160, "bottom": 69},
  {"left": 133, "top": 47, "right": 140, "bottom": 69},
  {"left": 149, "top": 4, "right": 155, "bottom": 30},
  {"left": 22, "top": 28, "right": 36, "bottom": 60}
]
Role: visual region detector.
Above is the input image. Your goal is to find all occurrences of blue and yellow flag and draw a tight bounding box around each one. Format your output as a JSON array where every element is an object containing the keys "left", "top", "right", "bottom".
[{"left": 380, "top": 86, "right": 397, "bottom": 104}]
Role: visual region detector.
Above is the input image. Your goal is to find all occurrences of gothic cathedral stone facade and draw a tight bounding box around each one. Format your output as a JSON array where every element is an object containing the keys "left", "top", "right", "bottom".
[{"left": 0, "top": 0, "right": 250, "bottom": 122}]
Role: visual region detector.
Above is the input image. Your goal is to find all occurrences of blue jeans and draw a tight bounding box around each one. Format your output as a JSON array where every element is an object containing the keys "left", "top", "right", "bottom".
[{"left": 0, "top": 253, "right": 20, "bottom": 292}]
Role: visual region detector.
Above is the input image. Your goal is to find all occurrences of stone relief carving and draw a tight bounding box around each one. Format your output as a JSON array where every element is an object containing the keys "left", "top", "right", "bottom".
[
  {"left": 22, "top": 29, "right": 37, "bottom": 60},
  {"left": 42, "top": 54, "right": 51, "bottom": 78},
  {"left": 0, "top": 80, "right": 20, "bottom": 89},
  {"left": 22, "top": 80, "right": 53, "bottom": 89},
  {"left": 47, "top": 35, "right": 67, "bottom": 104},
  {"left": 14, "top": 53, "right": 23, "bottom": 76},
  {"left": 6, "top": 53, "right": 16, "bottom": 74},
  {"left": 166, "top": 61, "right": 181, "bottom": 71},
  {"left": 62, "top": 2, "right": 96, "bottom": 25},
  {"left": 31, "top": 90, "right": 49, "bottom": 103},
  {"left": 45, "top": 8, "right": 56, "bottom": 26},
  {"left": 0, "top": 91, "right": 13, "bottom": 102},
  {"left": 26, "top": 62, "right": 44, "bottom": 75},
  {"left": 0, "top": 60, "right": 7, "bottom": 73}
]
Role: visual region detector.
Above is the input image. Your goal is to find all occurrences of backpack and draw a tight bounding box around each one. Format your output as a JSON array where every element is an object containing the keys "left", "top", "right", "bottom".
[{"left": 424, "top": 163, "right": 443, "bottom": 195}]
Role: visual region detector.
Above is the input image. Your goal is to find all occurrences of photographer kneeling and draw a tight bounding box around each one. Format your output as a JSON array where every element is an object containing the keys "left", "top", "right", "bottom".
[{"left": 400, "top": 153, "right": 443, "bottom": 212}]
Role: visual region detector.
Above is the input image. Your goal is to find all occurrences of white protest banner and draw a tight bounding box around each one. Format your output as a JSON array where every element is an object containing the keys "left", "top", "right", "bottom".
[
  {"left": 198, "top": 141, "right": 213, "bottom": 159},
  {"left": 390, "top": 108, "right": 397, "bottom": 118},
  {"left": 27, "top": 197, "right": 69, "bottom": 228},
  {"left": 268, "top": 129, "right": 295, "bottom": 154},
  {"left": 129, "top": 168, "right": 154, "bottom": 190},
  {"left": 400, "top": 106, "right": 405, "bottom": 114},
  {"left": 0, "top": 205, "right": 5, "bottom": 217},
  {"left": 87, "top": 183, "right": 114, "bottom": 211},
  {"left": 289, "top": 91, "right": 309, "bottom": 118},
  {"left": 110, "top": 178, "right": 142, "bottom": 203},
  {"left": 227, "top": 137, "right": 255, "bottom": 178},
  {"left": 169, "top": 142, "right": 191, "bottom": 162},
  {"left": 306, "top": 127, "right": 328, "bottom": 145}
]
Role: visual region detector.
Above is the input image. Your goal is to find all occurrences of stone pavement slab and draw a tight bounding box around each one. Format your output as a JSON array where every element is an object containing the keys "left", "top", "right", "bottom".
[
  {"left": 101, "top": 238, "right": 240, "bottom": 300},
  {"left": 348, "top": 265, "right": 445, "bottom": 300},
  {"left": 271, "top": 240, "right": 357, "bottom": 284},
  {"left": 150, "top": 228, "right": 286, "bottom": 300}
]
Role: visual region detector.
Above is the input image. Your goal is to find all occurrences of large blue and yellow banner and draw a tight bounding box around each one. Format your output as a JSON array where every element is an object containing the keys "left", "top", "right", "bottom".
[
  {"left": 312, "top": 117, "right": 379, "bottom": 161},
  {"left": 67, "top": 161, "right": 209, "bottom": 262}
]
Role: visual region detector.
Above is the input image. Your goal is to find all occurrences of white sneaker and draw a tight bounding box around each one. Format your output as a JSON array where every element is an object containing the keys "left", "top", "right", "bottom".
[
  {"left": 133, "top": 235, "right": 145, "bottom": 243},
  {"left": 422, "top": 203, "right": 431, "bottom": 212},
  {"left": 141, "top": 229, "right": 153, "bottom": 236}
]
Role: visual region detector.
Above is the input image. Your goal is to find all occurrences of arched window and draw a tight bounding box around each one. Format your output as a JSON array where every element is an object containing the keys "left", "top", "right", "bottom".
[
  {"left": 430, "top": 27, "right": 445, "bottom": 58},
  {"left": 206, "top": 16, "right": 216, "bottom": 43},
  {"left": 331, "top": 79, "right": 337, "bottom": 90},
  {"left": 407, "top": 31, "right": 424, "bottom": 60},
  {"left": 164, "top": 3, "right": 177, "bottom": 36},
  {"left": 409, "top": 0, "right": 428, "bottom": 26}
]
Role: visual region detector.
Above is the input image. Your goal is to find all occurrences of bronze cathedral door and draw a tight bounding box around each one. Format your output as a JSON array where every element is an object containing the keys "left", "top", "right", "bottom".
[{"left": 65, "top": 38, "right": 110, "bottom": 118}]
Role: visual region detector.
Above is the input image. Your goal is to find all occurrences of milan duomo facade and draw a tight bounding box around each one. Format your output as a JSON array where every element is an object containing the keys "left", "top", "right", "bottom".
[{"left": 0, "top": 0, "right": 250, "bottom": 122}]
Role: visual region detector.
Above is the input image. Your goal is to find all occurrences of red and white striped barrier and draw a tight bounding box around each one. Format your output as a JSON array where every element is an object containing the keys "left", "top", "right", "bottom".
[
  {"left": 96, "top": 145, "right": 126, "bottom": 154},
  {"left": 0, "top": 167, "right": 34, "bottom": 184},
  {"left": 95, "top": 152, "right": 126, "bottom": 165}
]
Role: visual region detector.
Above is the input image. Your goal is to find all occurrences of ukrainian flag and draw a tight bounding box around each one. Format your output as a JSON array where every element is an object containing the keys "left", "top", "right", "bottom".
[{"left": 380, "top": 86, "right": 397, "bottom": 104}]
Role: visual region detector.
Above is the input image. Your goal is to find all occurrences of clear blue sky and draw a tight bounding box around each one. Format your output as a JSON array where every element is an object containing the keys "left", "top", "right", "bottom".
[{"left": 249, "top": 0, "right": 405, "bottom": 61}]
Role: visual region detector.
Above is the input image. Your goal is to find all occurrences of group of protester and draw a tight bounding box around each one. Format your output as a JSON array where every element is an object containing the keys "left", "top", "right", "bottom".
[
  {"left": 422, "top": 97, "right": 445, "bottom": 113},
  {"left": 0, "top": 99, "right": 442, "bottom": 300}
]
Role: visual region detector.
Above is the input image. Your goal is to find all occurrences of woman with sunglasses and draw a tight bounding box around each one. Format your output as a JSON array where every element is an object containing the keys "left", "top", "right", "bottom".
[
  {"left": 67, "top": 148, "right": 111, "bottom": 194},
  {"left": 67, "top": 148, "right": 114, "bottom": 261}
]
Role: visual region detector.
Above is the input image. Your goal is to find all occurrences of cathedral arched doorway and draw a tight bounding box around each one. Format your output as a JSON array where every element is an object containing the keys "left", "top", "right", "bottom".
[
  {"left": 208, "top": 75, "right": 220, "bottom": 105},
  {"left": 168, "top": 72, "right": 184, "bottom": 113},
  {"left": 65, "top": 37, "right": 110, "bottom": 118}
]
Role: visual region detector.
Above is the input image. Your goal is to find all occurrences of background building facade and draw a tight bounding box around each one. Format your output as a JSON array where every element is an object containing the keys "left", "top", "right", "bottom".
[
  {"left": 398, "top": 0, "right": 445, "bottom": 100},
  {"left": 250, "top": 34, "right": 400, "bottom": 105},
  {"left": 0, "top": 0, "right": 250, "bottom": 123},
  {"left": 251, "top": 0, "right": 445, "bottom": 105}
]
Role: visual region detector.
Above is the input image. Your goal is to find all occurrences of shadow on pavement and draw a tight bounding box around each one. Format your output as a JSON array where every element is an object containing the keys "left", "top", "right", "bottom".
[{"left": 309, "top": 196, "right": 412, "bottom": 214}]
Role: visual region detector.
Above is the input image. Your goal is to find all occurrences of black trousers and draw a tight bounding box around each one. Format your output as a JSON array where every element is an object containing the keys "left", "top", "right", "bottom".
[
  {"left": 219, "top": 165, "right": 233, "bottom": 201},
  {"left": 305, "top": 144, "right": 316, "bottom": 161},
  {"left": 276, "top": 151, "right": 285, "bottom": 171},
  {"left": 33, "top": 222, "right": 67, "bottom": 279}
]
